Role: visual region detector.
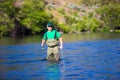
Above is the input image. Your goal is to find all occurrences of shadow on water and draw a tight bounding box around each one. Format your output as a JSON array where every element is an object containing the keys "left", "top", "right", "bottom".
[{"left": 0, "top": 32, "right": 120, "bottom": 80}]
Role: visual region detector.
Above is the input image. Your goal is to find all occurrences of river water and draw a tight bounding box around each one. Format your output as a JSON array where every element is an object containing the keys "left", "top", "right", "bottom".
[{"left": 0, "top": 32, "right": 120, "bottom": 80}]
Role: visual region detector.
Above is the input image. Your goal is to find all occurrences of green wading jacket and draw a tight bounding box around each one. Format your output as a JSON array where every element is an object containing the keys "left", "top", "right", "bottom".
[{"left": 43, "top": 30, "right": 61, "bottom": 47}]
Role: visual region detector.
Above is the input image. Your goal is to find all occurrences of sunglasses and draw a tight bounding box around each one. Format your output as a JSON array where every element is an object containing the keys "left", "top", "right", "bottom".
[{"left": 48, "top": 26, "right": 53, "bottom": 27}]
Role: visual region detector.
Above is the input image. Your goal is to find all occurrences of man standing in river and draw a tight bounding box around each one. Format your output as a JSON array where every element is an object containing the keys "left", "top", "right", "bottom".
[{"left": 41, "top": 22, "right": 63, "bottom": 61}]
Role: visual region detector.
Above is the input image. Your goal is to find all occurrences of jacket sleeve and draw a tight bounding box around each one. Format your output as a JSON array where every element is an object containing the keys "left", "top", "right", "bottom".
[
  {"left": 56, "top": 31, "right": 61, "bottom": 38},
  {"left": 43, "top": 32, "right": 47, "bottom": 40}
]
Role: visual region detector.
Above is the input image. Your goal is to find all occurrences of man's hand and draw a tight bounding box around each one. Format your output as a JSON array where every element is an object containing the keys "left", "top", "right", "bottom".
[
  {"left": 59, "top": 46, "right": 63, "bottom": 49},
  {"left": 41, "top": 39, "right": 45, "bottom": 49},
  {"left": 41, "top": 44, "right": 44, "bottom": 49},
  {"left": 59, "top": 37, "right": 63, "bottom": 49}
]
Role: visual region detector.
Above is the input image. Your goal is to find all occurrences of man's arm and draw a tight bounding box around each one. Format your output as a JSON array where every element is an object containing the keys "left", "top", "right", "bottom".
[
  {"left": 41, "top": 39, "right": 45, "bottom": 48},
  {"left": 41, "top": 32, "right": 47, "bottom": 48},
  {"left": 59, "top": 36, "right": 63, "bottom": 49}
]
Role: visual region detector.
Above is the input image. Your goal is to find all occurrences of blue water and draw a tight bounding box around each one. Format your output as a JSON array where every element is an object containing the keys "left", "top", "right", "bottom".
[{"left": 0, "top": 39, "right": 120, "bottom": 80}]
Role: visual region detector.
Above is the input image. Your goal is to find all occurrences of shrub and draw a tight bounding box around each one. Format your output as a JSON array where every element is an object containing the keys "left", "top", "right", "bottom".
[
  {"left": 59, "top": 24, "right": 69, "bottom": 33},
  {"left": 75, "top": 16, "right": 101, "bottom": 32},
  {"left": 96, "top": 3, "right": 120, "bottom": 30},
  {"left": 101, "top": 26, "right": 110, "bottom": 32},
  {"left": 58, "top": 8, "right": 65, "bottom": 14}
]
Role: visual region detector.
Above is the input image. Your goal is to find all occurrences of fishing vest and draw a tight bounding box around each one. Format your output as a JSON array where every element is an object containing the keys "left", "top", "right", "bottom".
[{"left": 45, "top": 30, "right": 59, "bottom": 47}]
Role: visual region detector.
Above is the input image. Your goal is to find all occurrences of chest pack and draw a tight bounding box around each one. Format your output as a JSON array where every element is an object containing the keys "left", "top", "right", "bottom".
[{"left": 45, "top": 30, "right": 59, "bottom": 47}]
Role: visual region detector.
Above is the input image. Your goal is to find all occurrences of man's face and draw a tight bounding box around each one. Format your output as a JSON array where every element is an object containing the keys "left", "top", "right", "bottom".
[{"left": 47, "top": 26, "right": 53, "bottom": 31}]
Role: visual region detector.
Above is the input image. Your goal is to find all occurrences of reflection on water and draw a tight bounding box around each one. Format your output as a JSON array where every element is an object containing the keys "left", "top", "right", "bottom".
[
  {"left": 45, "top": 62, "right": 61, "bottom": 80},
  {"left": 62, "top": 32, "right": 120, "bottom": 42},
  {"left": 0, "top": 32, "right": 120, "bottom": 80},
  {"left": 0, "top": 35, "right": 43, "bottom": 45},
  {"left": 0, "top": 32, "right": 120, "bottom": 45}
]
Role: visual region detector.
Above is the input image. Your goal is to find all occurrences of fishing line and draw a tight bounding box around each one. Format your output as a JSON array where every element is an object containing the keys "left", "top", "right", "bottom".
[{"left": 60, "top": 49, "right": 66, "bottom": 73}]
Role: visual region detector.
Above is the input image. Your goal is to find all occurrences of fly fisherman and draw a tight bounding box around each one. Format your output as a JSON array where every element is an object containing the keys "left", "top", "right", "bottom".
[{"left": 41, "top": 22, "right": 63, "bottom": 61}]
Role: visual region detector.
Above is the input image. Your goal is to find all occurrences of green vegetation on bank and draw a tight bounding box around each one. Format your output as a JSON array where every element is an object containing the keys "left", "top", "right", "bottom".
[
  {"left": 97, "top": 3, "right": 120, "bottom": 30},
  {"left": 0, "top": 0, "right": 53, "bottom": 36},
  {"left": 0, "top": 0, "right": 120, "bottom": 36}
]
